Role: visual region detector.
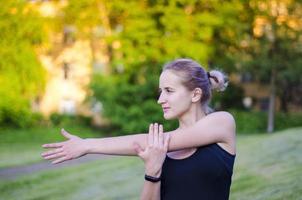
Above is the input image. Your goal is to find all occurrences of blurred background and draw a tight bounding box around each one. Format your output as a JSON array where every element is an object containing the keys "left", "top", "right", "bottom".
[{"left": 0, "top": 0, "right": 301, "bottom": 199}]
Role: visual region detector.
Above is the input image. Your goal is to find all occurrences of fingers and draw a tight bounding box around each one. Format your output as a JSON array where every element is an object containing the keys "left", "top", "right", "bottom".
[
  {"left": 159, "top": 124, "right": 164, "bottom": 147},
  {"left": 148, "top": 123, "right": 165, "bottom": 148},
  {"left": 153, "top": 123, "right": 159, "bottom": 146},
  {"left": 41, "top": 148, "right": 63, "bottom": 157},
  {"left": 61, "top": 128, "right": 73, "bottom": 139},
  {"left": 42, "top": 142, "right": 64, "bottom": 148},
  {"left": 52, "top": 156, "right": 70, "bottom": 164},
  {"left": 43, "top": 152, "right": 66, "bottom": 160},
  {"left": 148, "top": 124, "right": 154, "bottom": 146}
]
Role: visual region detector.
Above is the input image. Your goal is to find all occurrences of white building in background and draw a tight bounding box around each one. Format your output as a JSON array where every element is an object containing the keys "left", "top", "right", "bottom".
[
  {"left": 38, "top": 40, "right": 92, "bottom": 116},
  {"left": 31, "top": 1, "right": 107, "bottom": 126}
]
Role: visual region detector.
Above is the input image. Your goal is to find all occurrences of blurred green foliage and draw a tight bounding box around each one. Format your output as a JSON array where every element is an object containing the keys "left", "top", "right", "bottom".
[
  {"left": 230, "top": 110, "right": 302, "bottom": 134},
  {"left": 86, "top": 0, "right": 301, "bottom": 134},
  {"left": 91, "top": 65, "right": 178, "bottom": 134},
  {"left": 211, "top": 83, "right": 245, "bottom": 110},
  {"left": 237, "top": 0, "right": 302, "bottom": 112},
  {"left": 49, "top": 113, "right": 92, "bottom": 128},
  {"left": 1, "top": 0, "right": 301, "bottom": 131},
  {"left": 0, "top": 1, "right": 46, "bottom": 127}
]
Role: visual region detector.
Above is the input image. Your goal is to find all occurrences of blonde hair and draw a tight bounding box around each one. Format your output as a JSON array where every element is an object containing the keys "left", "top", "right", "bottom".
[{"left": 163, "top": 58, "right": 228, "bottom": 113}]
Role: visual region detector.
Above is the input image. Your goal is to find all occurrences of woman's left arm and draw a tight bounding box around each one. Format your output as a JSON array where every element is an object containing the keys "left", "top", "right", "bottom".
[
  {"left": 134, "top": 123, "right": 170, "bottom": 200},
  {"left": 167, "top": 111, "right": 236, "bottom": 154}
]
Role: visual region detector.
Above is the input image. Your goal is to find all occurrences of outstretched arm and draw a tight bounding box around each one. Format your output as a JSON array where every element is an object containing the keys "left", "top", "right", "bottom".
[
  {"left": 41, "top": 129, "right": 148, "bottom": 163},
  {"left": 42, "top": 111, "right": 235, "bottom": 164}
]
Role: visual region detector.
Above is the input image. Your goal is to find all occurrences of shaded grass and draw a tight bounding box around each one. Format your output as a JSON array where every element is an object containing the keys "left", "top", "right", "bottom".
[
  {"left": 0, "top": 127, "right": 301, "bottom": 199},
  {"left": 0, "top": 157, "right": 144, "bottom": 200},
  {"left": 230, "top": 127, "right": 302, "bottom": 200},
  {"left": 0, "top": 125, "right": 102, "bottom": 168}
]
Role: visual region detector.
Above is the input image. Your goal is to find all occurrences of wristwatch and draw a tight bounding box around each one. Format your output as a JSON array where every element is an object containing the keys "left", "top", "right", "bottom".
[{"left": 145, "top": 174, "right": 161, "bottom": 183}]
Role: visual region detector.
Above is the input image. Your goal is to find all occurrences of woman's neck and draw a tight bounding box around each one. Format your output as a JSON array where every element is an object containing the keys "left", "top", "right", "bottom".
[{"left": 178, "top": 105, "right": 206, "bottom": 130}]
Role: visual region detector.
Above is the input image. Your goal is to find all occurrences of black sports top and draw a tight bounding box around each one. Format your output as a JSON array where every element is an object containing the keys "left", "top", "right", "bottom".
[{"left": 160, "top": 143, "right": 235, "bottom": 200}]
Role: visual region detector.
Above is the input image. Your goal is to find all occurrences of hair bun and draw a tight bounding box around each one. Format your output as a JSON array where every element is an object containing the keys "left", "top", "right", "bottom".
[{"left": 208, "top": 70, "right": 228, "bottom": 92}]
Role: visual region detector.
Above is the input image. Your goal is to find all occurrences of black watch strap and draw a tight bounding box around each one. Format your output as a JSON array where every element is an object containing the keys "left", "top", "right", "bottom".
[{"left": 145, "top": 174, "right": 161, "bottom": 183}]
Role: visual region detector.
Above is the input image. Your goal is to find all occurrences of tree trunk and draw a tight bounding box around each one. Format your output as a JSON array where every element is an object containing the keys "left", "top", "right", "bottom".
[{"left": 267, "top": 68, "right": 276, "bottom": 133}]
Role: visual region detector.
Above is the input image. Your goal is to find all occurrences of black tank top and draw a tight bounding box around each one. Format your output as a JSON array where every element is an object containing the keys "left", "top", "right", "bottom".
[{"left": 160, "top": 143, "right": 235, "bottom": 200}]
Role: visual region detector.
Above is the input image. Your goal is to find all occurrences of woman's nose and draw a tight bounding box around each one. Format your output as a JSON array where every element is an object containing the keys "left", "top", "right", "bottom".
[{"left": 157, "top": 92, "right": 165, "bottom": 104}]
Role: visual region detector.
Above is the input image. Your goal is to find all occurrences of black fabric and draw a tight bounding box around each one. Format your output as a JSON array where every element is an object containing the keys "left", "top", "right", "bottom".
[{"left": 160, "top": 143, "right": 235, "bottom": 200}]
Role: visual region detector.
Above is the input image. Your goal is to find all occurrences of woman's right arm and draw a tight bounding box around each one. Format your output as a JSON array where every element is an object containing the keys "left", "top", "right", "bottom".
[
  {"left": 85, "top": 134, "right": 147, "bottom": 155},
  {"left": 42, "top": 111, "right": 235, "bottom": 164},
  {"left": 42, "top": 129, "right": 148, "bottom": 164}
]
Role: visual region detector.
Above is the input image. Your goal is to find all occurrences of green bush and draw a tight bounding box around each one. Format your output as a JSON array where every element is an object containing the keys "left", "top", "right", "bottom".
[
  {"left": 0, "top": 1, "right": 46, "bottom": 128},
  {"left": 212, "top": 83, "right": 245, "bottom": 110},
  {"left": 229, "top": 110, "right": 302, "bottom": 134},
  {"left": 0, "top": 97, "right": 33, "bottom": 128},
  {"left": 275, "top": 112, "right": 302, "bottom": 130},
  {"left": 91, "top": 67, "right": 301, "bottom": 135},
  {"left": 229, "top": 110, "right": 267, "bottom": 133},
  {"left": 49, "top": 113, "right": 92, "bottom": 128},
  {"left": 91, "top": 71, "right": 178, "bottom": 135}
]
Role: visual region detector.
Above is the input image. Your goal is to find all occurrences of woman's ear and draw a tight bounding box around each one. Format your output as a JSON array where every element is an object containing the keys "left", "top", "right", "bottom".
[{"left": 192, "top": 88, "right": 202, "bottom": 103}]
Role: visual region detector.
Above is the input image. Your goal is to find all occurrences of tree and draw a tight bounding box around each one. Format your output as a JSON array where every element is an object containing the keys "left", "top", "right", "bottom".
[
  {"left": 237, "top": 0, "right": 302, "bottom": 132},
  {"left": 0, "top": 1, "right": 46, "bottom": 127},
  {"left": 90, "top": 0, "right": 243, "bottom": 133}
]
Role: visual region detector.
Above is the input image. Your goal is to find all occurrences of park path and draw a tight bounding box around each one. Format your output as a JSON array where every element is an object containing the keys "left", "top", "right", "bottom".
[{"left": 0, "top": 154, "right": 111, "bottom": 180}]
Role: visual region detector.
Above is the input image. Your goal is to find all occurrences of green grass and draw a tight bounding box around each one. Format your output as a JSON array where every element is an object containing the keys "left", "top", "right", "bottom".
[
  {"left": 230, "top": 127, "right": 302, "bottom": 200},
  {"left": 0, "top": 127, "right": 301, "bottom": 199},
  {"left": 0, "top": 125, "right": 102, "bottom": 168},
  {"left": 0, "top": 157, "right": 144, "bottom": 200}
]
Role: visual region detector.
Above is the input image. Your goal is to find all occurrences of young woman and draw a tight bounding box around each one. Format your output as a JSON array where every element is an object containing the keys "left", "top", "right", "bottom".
[{"left": 42, "top": 58, "right": 236, "bottom": 200}]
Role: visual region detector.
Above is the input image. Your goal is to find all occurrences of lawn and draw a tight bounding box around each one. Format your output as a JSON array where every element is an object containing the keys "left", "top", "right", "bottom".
[
  {"left": 0, "top": 125, "right": 102, "bottom": 168},
  {"left": 0, "top": 126, "right": 301, "bottom": 200}
]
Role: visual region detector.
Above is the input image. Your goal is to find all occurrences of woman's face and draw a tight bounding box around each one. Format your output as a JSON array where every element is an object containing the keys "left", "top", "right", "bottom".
[{"left": 157, "top": 70, "right": 193, "bottom": 120}]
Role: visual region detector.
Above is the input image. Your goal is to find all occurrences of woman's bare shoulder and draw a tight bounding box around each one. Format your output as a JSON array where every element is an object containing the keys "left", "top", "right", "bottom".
[
  {"left": 204, "top": 111, "right": 236, "bottom": 135},
  {"left": 207, "top": 111, "right": 235, "bottom": 123}
]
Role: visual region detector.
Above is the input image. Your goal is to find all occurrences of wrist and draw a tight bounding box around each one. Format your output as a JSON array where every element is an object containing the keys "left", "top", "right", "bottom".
[
  {"left": 145, "top": 168, "right": 162, "bottom": 178},
  {"left": 145, "top": 174, "right": 161, "bottom": 183},
  {"left": 83, "top": 138, "right": 92, "bottom": 154}
]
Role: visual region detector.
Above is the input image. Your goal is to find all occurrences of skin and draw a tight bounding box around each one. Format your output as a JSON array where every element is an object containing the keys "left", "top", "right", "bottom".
[
  {"left": 134, "top": 123, "right": 170, "bottom": 200},
  {"left": 158, "top": 70, "right": 206, "bottom": 159},
  {"left": 41, "top": 69, "right": 236, "bottom": 200},
  {"left": 158, "top": 70, "right": 235, "bottom": 158}
]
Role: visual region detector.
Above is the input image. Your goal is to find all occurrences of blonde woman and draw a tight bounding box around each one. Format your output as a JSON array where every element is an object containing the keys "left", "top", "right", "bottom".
[{"left": 42, "top": 58, "right": 236, "bottom": 200}]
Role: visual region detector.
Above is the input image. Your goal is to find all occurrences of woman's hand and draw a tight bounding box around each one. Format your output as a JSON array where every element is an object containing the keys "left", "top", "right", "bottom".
[
  {"left": 134, "top": 123, "right": 170, "bottom": 177},
  {"left": 41, "top": 129, "right": 88, "bottom": 164}
]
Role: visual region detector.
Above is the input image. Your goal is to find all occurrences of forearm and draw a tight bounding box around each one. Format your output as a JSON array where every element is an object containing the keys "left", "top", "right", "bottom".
[
  {"left": 140, "top": 181, "right": 161, "bottom": 200},
  {"left": 84, "top": 133, "right": 147, "bottom": 156}
]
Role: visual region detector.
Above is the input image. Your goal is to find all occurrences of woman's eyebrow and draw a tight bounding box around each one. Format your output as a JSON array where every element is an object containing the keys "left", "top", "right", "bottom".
[{"left": 158, "top": 87, "right": 174, "bottom": 91}]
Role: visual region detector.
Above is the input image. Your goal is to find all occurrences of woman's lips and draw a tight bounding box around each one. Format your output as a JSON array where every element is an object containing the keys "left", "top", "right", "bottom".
[{"left": 163, "top": 107, "right": 170, "bottom": 113}]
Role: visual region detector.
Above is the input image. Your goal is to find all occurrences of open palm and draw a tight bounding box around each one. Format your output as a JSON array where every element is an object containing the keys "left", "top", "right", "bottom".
[{"left": 41, "top": 129, "right": 88, "bottom": 164}]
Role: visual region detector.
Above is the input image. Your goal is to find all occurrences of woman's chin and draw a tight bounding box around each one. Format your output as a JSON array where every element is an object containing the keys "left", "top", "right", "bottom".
[{"left": 163, "top": 113, "right": 176, "bottom": 120}]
